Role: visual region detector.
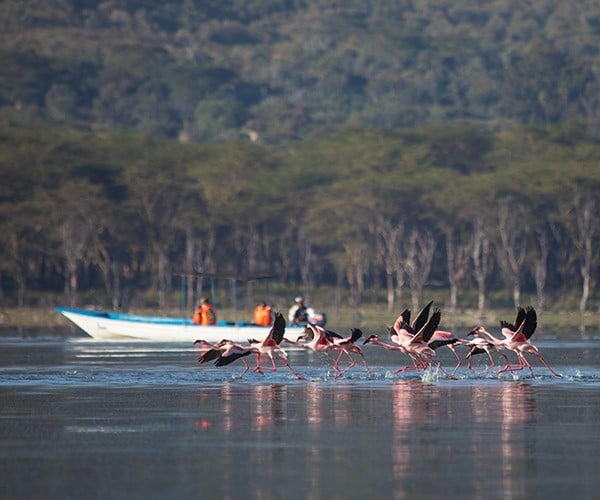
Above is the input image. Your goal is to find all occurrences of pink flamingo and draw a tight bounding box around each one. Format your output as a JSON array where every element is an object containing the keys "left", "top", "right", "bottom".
[
  {"left": 332, "top": 327, "right": 374, "bottom": 376},
  {"left": 399, "top": 300, "right": 467, "bottom": 374},
  {"left": 471, "top": 306, "right": 561, "bottom": 378},
  {"left": 363, "top": 333, "right": 425, "bottom": 371},
  {"left": 463, "top": 331, "right": 511, "bottom": 374},
  {"left": 248, "top": 312, "right": 305, "bottom": 380},
  {"left": 384, "top": 306, "right": 455, "bottom": 378},
  {"left": 283, "top": 323, "right": 339, "bottom": 366},
  {"left": 197, "top": 339, "right": 253, "bottom": 378},
  {"left": 193, "top": 339, "right": 216, "bottom": 356}
]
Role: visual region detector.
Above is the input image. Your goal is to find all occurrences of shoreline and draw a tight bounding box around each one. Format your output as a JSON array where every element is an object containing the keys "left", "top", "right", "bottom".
[{"left": 1, "top": 305, "right": 599, "bottom": 337}]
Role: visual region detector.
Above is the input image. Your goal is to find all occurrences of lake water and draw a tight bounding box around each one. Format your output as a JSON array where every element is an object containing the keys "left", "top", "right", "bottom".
[{"left": 1, "top": 331, "right": 599, "bottom": 499}]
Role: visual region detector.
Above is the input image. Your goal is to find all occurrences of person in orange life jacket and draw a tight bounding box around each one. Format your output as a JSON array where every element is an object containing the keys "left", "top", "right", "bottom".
[
  {"left": 253, "top": 301, "right": 273, "bottom": 326},
  {"left": 193, "top": 297, "right": 217, "bottom": 325}
]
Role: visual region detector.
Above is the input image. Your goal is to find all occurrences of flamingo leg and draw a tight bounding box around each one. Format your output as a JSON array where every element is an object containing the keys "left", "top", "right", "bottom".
[
  {"left": 496, "top": 352, "right": 522, "bottom": 375},
  {"left": 447, "top": 346, "right": 463, "bottom": 375},
  {"left": 519, "top": 353, "right": 535, "bottom": 376},
  {"left": 278, "top": 358, "right": 305, "bottom": 380},
  {"left": 236, "top": 359, "right": 250, "bottom": 379},
  {"left": 335, "top": 352, "right": 356, "bottom": 377},
  {"left": 253, "top": 353, "right": 266, "bottom": 375},
  {"left": 356, "top": 351, "right": 373, "bottom": 374},
  {"left": 474, "top": 349, "right": 498, "bottom": 375},
  {"left": 256, "top": 355, "right": 278, "bottom": 372},
  {"left": 428, "top": 358, "right": 456, "bottom": 379},
  {"left": 332, "top": 350, "right": 345, "bottom": 374},
  {"left": 394, "top": 353, "right": 427, "bottom": 374},
  {"left": 394, "top": 364, "right": 421, "bottom": 374},
  {"left": 530, "top": 352, "right": 562, "bottom": 378}
]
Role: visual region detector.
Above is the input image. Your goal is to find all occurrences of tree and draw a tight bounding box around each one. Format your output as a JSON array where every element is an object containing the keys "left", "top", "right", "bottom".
[
  {"left": 532, "top": 225, "right": 550, "bottom": 311},
  {"left": 496, "top": 197, "right": 528, "bottom": 308},
  {"left": 572, "top": 190, "right": 598, "bottom": 312},
  {"left": 445, "top": 227, "right": 471, "bottom": 313},
  {"left": 404, "top": 227, "right": 435, "bottom": 311},
  {"left": 471, "top": 218, "right": 493, "bottom": 316},
  {"left": 378, "top": 218, "right": 405, "bottom": 312}
]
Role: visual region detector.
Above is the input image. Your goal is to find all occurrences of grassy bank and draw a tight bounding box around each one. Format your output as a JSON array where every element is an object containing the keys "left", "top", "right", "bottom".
[{"left": 2, "top": 304, "right": 599, "bottom": 338}]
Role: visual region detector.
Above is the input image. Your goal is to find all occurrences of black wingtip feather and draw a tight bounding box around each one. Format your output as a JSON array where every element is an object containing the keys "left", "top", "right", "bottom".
[{"left": 350, "top": 328, "right": 363, "bottom": 343}]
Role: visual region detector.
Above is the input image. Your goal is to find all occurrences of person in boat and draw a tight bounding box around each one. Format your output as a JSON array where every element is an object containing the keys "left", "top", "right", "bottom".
[
  {"left": 253, "top": 301, "right": 273, "bottom": 326},
  {"left": 288, "top": 296, "right": 309, "bottom": 325},
  {"left": 193, "top": 297, "right": 217, "bottom": 326}
]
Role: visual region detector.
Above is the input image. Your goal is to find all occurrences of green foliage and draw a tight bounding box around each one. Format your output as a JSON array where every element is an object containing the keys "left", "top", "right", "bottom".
[
  {"left": 1, "top": 121, "right": 599, "bottom": 310},
  {"left": 1, "top": 0, "right": 600, "bottom": 141}
]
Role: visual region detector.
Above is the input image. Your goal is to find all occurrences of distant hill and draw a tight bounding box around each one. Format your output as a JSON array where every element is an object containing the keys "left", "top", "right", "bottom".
[{"left": 0, "top": 0, "right": 598, "bottom": 142}]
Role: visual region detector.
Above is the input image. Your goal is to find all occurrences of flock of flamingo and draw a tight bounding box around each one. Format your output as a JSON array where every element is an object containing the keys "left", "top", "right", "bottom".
[{"left": 193, "top": 301, "right": 562, "bottom": 380}]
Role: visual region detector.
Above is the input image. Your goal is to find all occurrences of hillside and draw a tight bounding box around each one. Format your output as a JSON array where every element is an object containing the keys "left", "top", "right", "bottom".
[{"left": 1, "top": 0, "right": 598, "bottom": 142}]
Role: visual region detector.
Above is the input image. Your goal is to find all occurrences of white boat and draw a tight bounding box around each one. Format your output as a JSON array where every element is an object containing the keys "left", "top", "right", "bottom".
[{"left": 55, "top": 307, "right": 306, "bottom": 343}]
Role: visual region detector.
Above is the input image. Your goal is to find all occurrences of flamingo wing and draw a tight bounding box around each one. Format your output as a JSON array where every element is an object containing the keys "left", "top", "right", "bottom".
[
  {"left": 324, "top": 328, "right": 344, "bottom": 340},
  {"left": 429, "top": 337, "right": 458, "bottom": 350},
  {"left": 400, "top": 308, "right": 411, "bottom": 325},
  {"left": 522, "top": 306, "right": 537, "bottom": 339},
  {"left": 514, "top": 307, "right": 527, "bottom": 330},
  {"left": 393, "top": 316, "right": 414, "bottom": 336},
  {"left": 411, "top": 308, "right": 441, "bottom": 344},
  {"left": 199, "top": 348, "right": 223, "bottom": 364},
  {"left": 499, "top": 306, "right": 526, "bottom": 336},
  {"left": 264, "top": 312, "right": 286, "bottom": 345},
  {"left": 411, "top": 300, "right": 433, "bottom": 332},
  {"left": 214, "top": 349, "right": 251, "bottom": 366},
  {"left": 350, "top": 328, "right": 363, "bottom": 343}
]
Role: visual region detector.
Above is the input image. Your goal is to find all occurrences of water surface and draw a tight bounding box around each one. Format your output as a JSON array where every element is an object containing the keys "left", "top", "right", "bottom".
[{"left": 1, "top": 334, "right": 599, "bottom": 499}]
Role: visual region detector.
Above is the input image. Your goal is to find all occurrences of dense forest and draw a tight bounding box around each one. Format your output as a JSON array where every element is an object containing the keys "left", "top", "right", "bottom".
[
  {"left": 1, "top": 0, "right": 600, "bottom": 142},
  {"left": 0, "top": 1, "right": 599, "bottom": 316},
  {"left": 1, "top": 124, "right": 599, "bottom": 314}
]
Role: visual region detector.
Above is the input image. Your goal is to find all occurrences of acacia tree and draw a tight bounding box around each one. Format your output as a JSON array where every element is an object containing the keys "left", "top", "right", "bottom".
[
  {"left": 404, "top": 227, "right": 436, "bottom": 311},
  {"left": 378, "top": 217, "right": 405, "bottom": 312},
  {"left": 445, "top": 226, "right": 472, "bottom": 312},
  {"left": 571, "top": 190, "right": 598, "bottom": 312},
  {"left": 531, "top": 225, "right": 550, "bottom": 311},
  {"left": 126, "top": 160, "right": 189, "bottom": 309},
  {"left": 3, "top": 217, "right": 31, "bottom": 307},
  {"left": 472, "top": 217, "right": 493, "bottom": 315},
  {"left": 46, "top": 180, "right": 104, "bottom": 307},
  {"left": 496, "top": 197, "right": 528, "bottom": 308}
]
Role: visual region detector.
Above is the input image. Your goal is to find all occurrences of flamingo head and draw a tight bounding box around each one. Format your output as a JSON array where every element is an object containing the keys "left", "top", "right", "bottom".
[
  {"left": 363, "top": 334, "right": 379, "bottom": 345},
  {"left": 466, "top": 327, "right": 483, "bottom": 337}
]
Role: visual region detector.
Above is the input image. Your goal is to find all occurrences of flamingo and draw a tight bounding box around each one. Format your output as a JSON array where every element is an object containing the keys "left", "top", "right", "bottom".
[
  {"left": 399, "top": 301, "right": 467, "bottom": 374},
  {"left": 471, "top": 306, "right": 561, "bottom": 378},
  {"left": 463, "top": 331, "right": 511, "bottom": 374},
  {"left": 384, "top": 306, "right": 455, "bottom": 377},
  {"left": 248, "top": 312, "right": 305, "bottom": 380},
  {"left": 197, "top": 339, "right": 253, "bottom": 378},
  {"left": 193, "top": 339, "right": 216, "bottom": 356},
  {"left": 326, "top": 327, "right": 373, "bottom": 377},
  {"left": 283, "top": 323, "right": 339, "bottom": 366},
  {"left": 363, "top": 333, "right": 424, "bottom": 371}
]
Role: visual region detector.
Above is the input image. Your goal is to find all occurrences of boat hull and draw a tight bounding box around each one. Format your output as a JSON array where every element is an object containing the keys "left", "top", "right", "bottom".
[{"left": 56, "top": 307, "right": 305, "bottom": 343}]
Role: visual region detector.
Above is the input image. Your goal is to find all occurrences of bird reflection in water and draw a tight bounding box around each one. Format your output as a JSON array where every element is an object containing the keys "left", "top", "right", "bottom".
[
  {"left": 251, "top": 384, "right": 289, "bottom": 431},
  {"left": 306, "top": 382, "right": 323, "bottom": 426},
  {"left": 391, "top": 381, "right": 440, "bottom": 492},
  {"left": 501, "top": 383, "right": 536, "bottom": 500}
]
